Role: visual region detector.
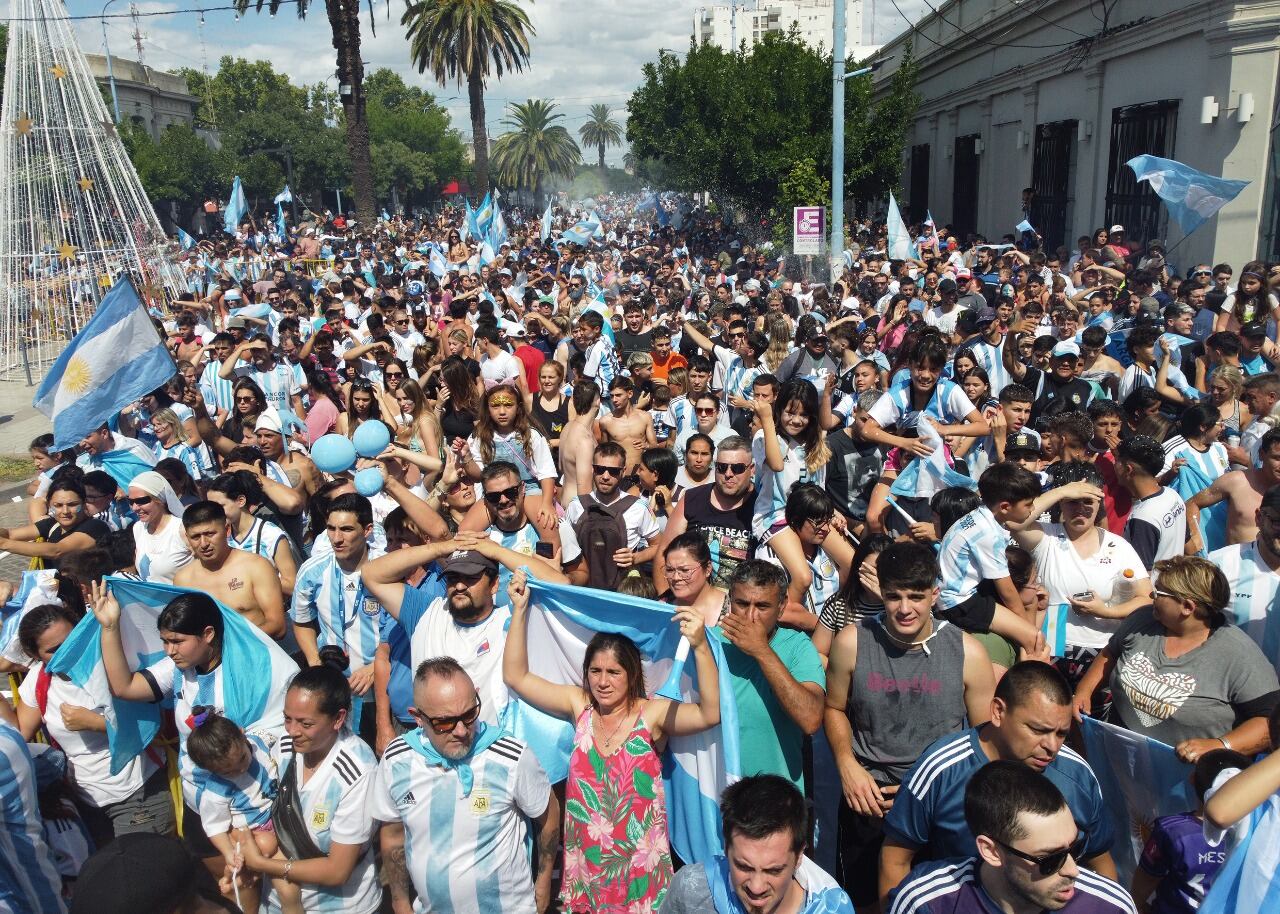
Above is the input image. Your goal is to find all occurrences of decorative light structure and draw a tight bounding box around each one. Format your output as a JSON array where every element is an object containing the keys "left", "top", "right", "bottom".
[{"left": 0, "top": 0, "right": 184, "bottom": 379}]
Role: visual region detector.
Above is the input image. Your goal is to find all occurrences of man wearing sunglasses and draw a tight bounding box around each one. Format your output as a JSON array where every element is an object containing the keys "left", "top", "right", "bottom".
[
  {"left": 888, "top": 761, "right": 1131, "bottom": 914},
  {"left": 880, "top": 662, "right": 1115, "bottom": 908},
  {"left": 562, "top": 442, "right": 660, "bottom": 590},
  {"left": 371, "top": 658, "right": 560, "bottom": 914}
]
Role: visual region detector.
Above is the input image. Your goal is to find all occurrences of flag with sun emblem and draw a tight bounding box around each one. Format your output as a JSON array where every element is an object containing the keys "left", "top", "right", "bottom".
[{"left": 34, "top": 276, "right": 176, "bottom": 450}]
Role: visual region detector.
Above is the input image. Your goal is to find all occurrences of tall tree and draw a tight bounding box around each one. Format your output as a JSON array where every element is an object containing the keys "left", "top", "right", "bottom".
[
  {"left": 489, "top": 99, "right": 580, "bottom": 203},
  {"left": 401, "top": 0, "right": 534, "bottom": 197},
  {"left": 233, "top": 0, "right": 375, "bottom": 223},
  {"left": 578, "top": 103, "right": 622, "bottom": 172}
]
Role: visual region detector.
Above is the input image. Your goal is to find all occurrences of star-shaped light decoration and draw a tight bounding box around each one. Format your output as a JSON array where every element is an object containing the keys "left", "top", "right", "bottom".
[
  {"left": 14, "top": 115, "right": 33, "bottom": 136},
  {"left": 57, "top": 241, "right": 78, "bottom": 262},
  {"left": 77, "top": 177, "right": 95, "bottom": 193},
  {"left": 50, "top": 64, "right": 67, "bottom": 79}
]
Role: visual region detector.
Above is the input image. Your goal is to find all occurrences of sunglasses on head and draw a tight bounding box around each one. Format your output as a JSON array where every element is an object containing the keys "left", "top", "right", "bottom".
[
  {"left": 592, "top": 464, "right": 623, "bottom": 477},
  {"left": 995, "top": 835, "right": 1087, "bottom": 877},
  {"left": 715, "top": 461, "right": 748, "bottom": 475},
  {"left": 483, "top": 484, "right": 521, "bottom": 505},
  {"left": 416, "top": 699, "right": 483, "bottom": 734}
]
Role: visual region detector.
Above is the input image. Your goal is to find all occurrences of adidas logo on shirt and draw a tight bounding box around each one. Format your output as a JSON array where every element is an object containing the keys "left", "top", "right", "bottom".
[{"left": 399, "top": 791, "right": 416, "bottom": 806}]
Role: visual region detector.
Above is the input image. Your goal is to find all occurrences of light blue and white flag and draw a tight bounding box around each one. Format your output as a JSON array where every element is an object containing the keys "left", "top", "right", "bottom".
[
  {"left": 273, "top": 184, "right": 292, "bottom": 205},
  {"left": 1080, "top": 716, "right": 1195, "bottom": 886},
  {"left": 925, "top": 209, "right": 942, "bottom": 250},
  {"left": 177, "top": 227, "right": 196, "bottom": 251},
  {"left": 228, "top": 302, "right": 272, "bottom": 320},
  {"left": 223, "top": 176, "right": 248, "bottom": 234},
  {"left": 1200, "top": 789, "right": 1280, "bottom": 914},
  {"left": 46, "top": 577, "right": 297, "bottom": 775},
  {"left": 1016, "top": 219, "right": 1035, "bottom": 235},
  {"left": 275, "top": 203, "right": 287, "bottom": 240},
  {"left": 478, "top": 240, "right": 497, "bottom": 267},
  {"left": 429, "top": 246, "right": 450, "bottom": 279},
  {"left": 507, "top": 576, "right": 740, "bottom": 864},
  {"left": 889, "top": 414, "right": 977, "bottom": 500},
  {"left": 1127, "top": 155, "right": 1249, "bottom": 236},
  {"left": 540, "top": 203, "right": 553, "bottom": 242},
  {"left": 462, "top": 199, "right": 474, "bottom": 243},
  {"left": 588, "top": 210, "right": 606, "bottom": 239},
  {"left": 0, "top": 570, "right": 60, "bottom": 663},
  {"left": 552, "top": 218, "right": 601, "bottom": 250},
  {"left": 34, "top": 277, "right": 176, "bottom": 451},
  {"left": 487, "top": 208, "right": 508, "bottom": 250},
  {"left": 886, "top": 192, "right": 916, "bottom": 261},
  {"left": 473, "top": 192, "right": 494, "bottom": 237},
  {"left": 1042, "top": 603, "right": 1069, "bottom": 657}
]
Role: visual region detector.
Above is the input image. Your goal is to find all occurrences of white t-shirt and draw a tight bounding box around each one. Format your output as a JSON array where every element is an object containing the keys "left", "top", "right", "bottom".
[
  {"left": 399, "top": 593, "right": 512, "bottom": 726},
  {"left": 468, "top": 429, "right": 557, "bottom": 483},
  {"left": 479, "top": 350, "right": 524, "bottom": 388},
  {"left": 19, "top": 664, "right": 156, "bottom": 807},
  {"left": 1032, "top": 524, "right": 1150, "bottom": 650},
  {"left": 561, "top": 491, "right": 661, "bottom": 559},
  {"left": 133, "top": 514, "right": 193, "bottom": 584}
]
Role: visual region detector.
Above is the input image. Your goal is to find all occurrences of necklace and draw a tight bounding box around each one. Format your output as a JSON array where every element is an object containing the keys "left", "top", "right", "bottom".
[{"left": 594, "top": 702, "right": 633, "bottom": 751}]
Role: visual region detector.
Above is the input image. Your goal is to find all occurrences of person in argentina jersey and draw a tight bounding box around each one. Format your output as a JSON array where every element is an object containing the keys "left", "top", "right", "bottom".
[
  {"left": 370, "top": 658, "right": 559, "bottom": 914},
  {"left": 1209, "top": 485, "right": 1280, "bottom": 674},
  {"left": 0, "top": 716, "right": 67, "bottom": 914},
  {"left": 888, "top": 761, "right": 1136, "bottom": 914},
  {"left": 881, "top": 663, "right": 1115, "bottom": 908},
  {"left": 233, "top": 659, "right": 381, "bottom": 914},
  {"left": 91, "top": 587, "right": 287, "bottom": 888},
  {"left": 292, "top": 494, "right": 386, "bottom": 739},
  {"left": 199, "top": 333, "right": 238, "bottom": 422},
  {"left": 220, "top": 335, "right": 304, "bottom": 418}
]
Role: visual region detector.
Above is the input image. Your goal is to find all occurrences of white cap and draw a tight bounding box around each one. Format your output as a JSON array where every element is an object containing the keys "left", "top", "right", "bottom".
[
  {"left": 1051, "top": 340, "right": 1081, "bottom": 358},
  {"left": 1109, "top": 224, "right": 1125, "bottom": 234}
]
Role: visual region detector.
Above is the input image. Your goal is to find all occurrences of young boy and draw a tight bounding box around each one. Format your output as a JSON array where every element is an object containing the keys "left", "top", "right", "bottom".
[
  {"left": 1132, "top": 748, "right": 1252, "bottom": 914},
  {"left": 936, "top": 462, "right": 1044, "bottom": 653},
  {"left": 969, "top": 383, "right": 1034, "bottom": 477}
]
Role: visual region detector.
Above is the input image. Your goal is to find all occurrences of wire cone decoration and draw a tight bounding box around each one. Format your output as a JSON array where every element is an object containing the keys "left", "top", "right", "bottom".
[{"left": 0, "top": 0, "right": 184, "bottom": 379}]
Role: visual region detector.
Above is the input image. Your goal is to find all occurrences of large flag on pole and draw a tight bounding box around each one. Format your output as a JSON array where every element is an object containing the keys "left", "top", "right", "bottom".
[
  {"left": 1127, "top": 155, "right": 1249, "bottom": 235},
  {"left": 887, "top": 192, "right": 916, "bottom": 260},
  {"left": 507, "top": 576, "right": 740, "bottom": 864},
  {"left": 46, "top": 577, "right": 297, "bottom": 774},
  {"left": 34, "top": 277, "right": 176, "bottom": 451},
  {"left": 540, "top": 203, "right": 553, "bottom": 242},
  {"left": 1080, "top": 716, "right": 1196, "bottom": 886},
  {"left": 223, "top": 176, "right": 248, "bottom": 234},
  {"left": 473, "top": 192, "right": 495, "bottom": 237}
]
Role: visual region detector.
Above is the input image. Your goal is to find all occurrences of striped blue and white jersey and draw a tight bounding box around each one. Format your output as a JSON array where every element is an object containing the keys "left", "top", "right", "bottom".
[
  {"left": 968, "top": 339, "right": 1011, "bottom": 396},
  {"left": 229, "top": 516, "right": 290, "bottom": 565},
  {"left": 582, "top": 336, "right": 621, "bottom": 387},
  {"left": 1210, "top": 541, "right": 1280, "bottom": 671},
  {"left": 751, "top": 429, "right": 826, "bottom": 538},
  {"left": 195, "top": 732, "right": 279, "bottom": 833},
  {"left": 488, "top": 522, "right": 540, "bottom": 610},
  {"left": 152, "top": 440, "right": 205, "bottom": 481},
  {"left": 234, "top": 362, "right": 300, "bottom": 413},
  {"left": 368, "top": 732, "right": 552, "bottom": 914},
  {"left": 200, "top": 360, "right": 236, "bottom": 415},
  {"left": 938, "top": 505, "right": 1012, "bottom": 610},
  {"left": 884, "top": 727, "right": 1113, "bottom": 862},
  {"left": 0, "top": 722, "right": 66, "bottom": 914},
  {"left": 293, "top": 550, "right": 388, "bottom": 670},
  {"left": 267, "top": 732, "right": 380, "bottom": 914}
]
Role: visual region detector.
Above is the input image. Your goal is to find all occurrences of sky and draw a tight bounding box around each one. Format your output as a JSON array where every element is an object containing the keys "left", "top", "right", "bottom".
[{"left": 25, "top": 0, "right": 929, "bottom": 166}]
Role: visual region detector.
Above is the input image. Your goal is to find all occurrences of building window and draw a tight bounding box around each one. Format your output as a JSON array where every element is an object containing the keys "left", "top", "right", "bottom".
[
  {"left": 1105, "top": 101, "right": 1178, "bottom": 246},
  {"left": 1030, "top": 120, "right": 1077, "bottom": 253},
  {"left": 953, "top": 134, "right": 981, "bottom": 240},
  {"left": 910, "top": 144, "right": 930, "bottom": 218}
]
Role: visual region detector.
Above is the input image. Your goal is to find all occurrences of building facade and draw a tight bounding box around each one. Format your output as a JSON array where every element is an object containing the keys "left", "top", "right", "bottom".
[
  {"left": 693, "top": 1, "right": 879, "bottom": 57},
  {"left": 870, "top": 0, "right": 1280, "bottom": 268},
  {"left": 84, "top": 53, "right": 199, "bottom": 141}
]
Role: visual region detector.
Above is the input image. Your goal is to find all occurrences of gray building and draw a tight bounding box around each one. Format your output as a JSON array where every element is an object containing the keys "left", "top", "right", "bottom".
[
  {"left": 84, "top": 53, "right": 199, "bottom": 141},
  {"left": 870, "top": 0, "right": 1280, "bottom": 268}
]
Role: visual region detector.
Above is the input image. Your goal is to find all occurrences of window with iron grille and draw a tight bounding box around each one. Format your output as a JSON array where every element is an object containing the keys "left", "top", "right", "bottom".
[
  {"left": 953, "top": 135, "right": 980, "bottom": 240},
  {"left": 1105, "top": 101, "right": 1178, "bottom": 247},
  {"left": 1030, "top": 120, "right": 1077, "bottom": 253}
]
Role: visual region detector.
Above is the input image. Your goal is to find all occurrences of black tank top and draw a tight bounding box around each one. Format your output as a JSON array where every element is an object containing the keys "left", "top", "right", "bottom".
[
  {"left": 683, "top": 486, "right": 758, "bottom": 589},
  {"left": 530, "top": 394, "right": 569, "bottom": 454}
]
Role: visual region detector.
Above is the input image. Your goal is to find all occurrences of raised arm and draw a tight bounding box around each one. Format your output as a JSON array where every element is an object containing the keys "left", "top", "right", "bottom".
[
  {"left": 89, "top": 582, "right": 162, "bottom": 702},
  {"left": 502, "top": 569, "right": 582, "bottom": 720},
  {"left": 650, "top": 608, "right": 720, "bottom": 739}
]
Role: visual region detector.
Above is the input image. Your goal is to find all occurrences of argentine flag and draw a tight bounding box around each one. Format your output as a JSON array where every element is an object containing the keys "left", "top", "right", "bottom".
[
  {"left": 0, "top": 570, "right": 60, "bottom": 664},
  {"left": 1127, "top": 155, "right": 1249, "bottom": 236},
  {"left": 473, "top": 192, "right": 494, "bottom": 237},
  {"left": 889, "top": 414, "right": 977, "bottom": 500},
  {"left": 487, "top": 208, "right": 508, "bottom": 250},
  {"left": 177, "top": 227, "right": 196, "bottom": 251},
  {"left": 552, "top": 218, "right": 600, "bottom": 250},
  {"left": 223, "top": 175, "right": 248, "bottom": 234},
  {"left": 540, "top": 202, "right": 553, "bottom": 242},
  {"left": 46, "top": 577, "right": 297, "bottom": 775},
  {"left": 508, "top": 576, "right": 740, "bottom": 864},
  {"left": 429, "top": 246, "right": 450, "bottom": 279},
  {"left": 34, "top": 276, "right": 176, "bottom": 451},
  {"left": 886, "top": 192, "right": 917, "bottom": 260}
]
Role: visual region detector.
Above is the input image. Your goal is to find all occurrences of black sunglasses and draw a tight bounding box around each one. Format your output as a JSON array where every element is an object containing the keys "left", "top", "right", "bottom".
[
  {"left": 127, "top": 495, "right": 153, "bottom": 507},
  {"left": 996, "top": 835, "right": 1086, "bottom": 876},
  {"left": 415, "top": 699, "right": 483, "bottom": 734},
  {"left": 715, "top": 461, "right": 748, "bottom": 475},
  {"left": 592, "top": 464, "right": 623, "bottom": 477},
  {"left": 483, "top": 484, "right": 521, "bottom": 505}
]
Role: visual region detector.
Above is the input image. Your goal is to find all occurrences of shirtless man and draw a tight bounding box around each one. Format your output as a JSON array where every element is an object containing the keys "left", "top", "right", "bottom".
[
  {"left": 560, "top": 378, "right": 601, "bottom": 509},
  {"left": 173, "top": 500, "right": 286, "bottom": 638},
  {"left": 598, "top": 376, "right": 655, "bottom": 473},
  {"left": 1187, "top": 427, "right": 1280, "bottom": 550}
]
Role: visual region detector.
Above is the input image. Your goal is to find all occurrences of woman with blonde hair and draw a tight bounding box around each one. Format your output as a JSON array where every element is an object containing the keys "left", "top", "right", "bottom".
[
  {"left": 761, "top": 312, "right": 793, "bottom": 373},
  {"left": 1205, "top": 363, "right": 1251, "bottom": 439}
]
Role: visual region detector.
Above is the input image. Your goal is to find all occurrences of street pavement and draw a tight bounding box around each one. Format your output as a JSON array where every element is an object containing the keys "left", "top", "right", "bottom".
[{"left": 0, "top": 378, "right": 52, "bottom": 580}]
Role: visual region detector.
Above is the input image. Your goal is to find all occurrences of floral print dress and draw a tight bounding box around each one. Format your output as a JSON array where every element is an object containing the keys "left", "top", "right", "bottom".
[{"left": 561, "top": 706, "right": 673, "bottom": 914}]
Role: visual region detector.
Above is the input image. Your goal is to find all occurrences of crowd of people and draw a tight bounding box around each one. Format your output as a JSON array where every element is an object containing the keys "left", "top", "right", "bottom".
[{"left": 5, "top": 195, "right": 1280, "bottom": 914}]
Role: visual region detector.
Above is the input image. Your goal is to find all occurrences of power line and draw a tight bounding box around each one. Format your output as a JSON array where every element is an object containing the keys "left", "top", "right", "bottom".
[{"left": 5, "top": 0, "right": 304, "bottom": 20}]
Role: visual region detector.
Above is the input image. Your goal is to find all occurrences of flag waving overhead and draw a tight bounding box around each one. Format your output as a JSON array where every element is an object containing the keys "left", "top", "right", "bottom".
[
  {"left": 509, "top": 576, "right": 740, "bottom": 864},
  {"left": 1127, "top": 155, "right": 1249, "bottom": 235},
  {"left": 540, "top": 202, "right": 553, "bottom": 242},
  {"left": 473, "top": 192, "right": 494, "bottom": 237},
  {"left": 177, "top": 227, "right": 196, "bottom": 251},
  {"left": 886, "top": 192, "right": 916, "bottom": 260},
  {"left": 273, "top": 184, "right": 292, "bottom": 205},
  {"left": 46, "top": 577, "right": 297, "bottom": 775},
  {"left": 223, "top": 175, "right": 248, "bottom": 234},
  {"left": 34, "top": 277, "right": 176, "bottom": 451}
]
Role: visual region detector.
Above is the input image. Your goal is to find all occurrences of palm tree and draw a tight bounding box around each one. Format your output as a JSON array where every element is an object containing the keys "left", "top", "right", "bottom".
[
  {"left": 235, "top": 0, "right": 375, "bottom": 223},
  {"left": 402, "top": 0, "right": 534, "bottom": 197},
  {"left": 578, "top": 103, "right": 623, "bottom": 172},
  {"left": 489, "top": 99, "right": 580, "bottom": 204}
]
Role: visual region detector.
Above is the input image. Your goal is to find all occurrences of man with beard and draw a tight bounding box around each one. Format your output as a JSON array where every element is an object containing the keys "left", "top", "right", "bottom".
[
  {"left": 173, "top": 500, "right": 285, "bottom": 639},
  {"left": 360, "top": 533, "right": 563, "bottom": 726},
  {"left": 887, "top": 762, "right": 1133, "bottom": 914},
  {"left": 824, "top": 542, "right": 995, "bottom": 909}
]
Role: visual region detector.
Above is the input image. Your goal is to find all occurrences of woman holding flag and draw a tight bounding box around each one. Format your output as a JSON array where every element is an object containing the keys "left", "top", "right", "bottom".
[{"left": 504, "top": 569, "right": 720, "bottom": 914}]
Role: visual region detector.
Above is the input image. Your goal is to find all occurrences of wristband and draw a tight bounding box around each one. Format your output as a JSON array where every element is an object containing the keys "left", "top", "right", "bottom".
[
  {"left": 1219, "top": 736, "right": 1233, "bottom": 751},
  {"left": 283, "top": 859, "right": 294, "bottom": 882}
]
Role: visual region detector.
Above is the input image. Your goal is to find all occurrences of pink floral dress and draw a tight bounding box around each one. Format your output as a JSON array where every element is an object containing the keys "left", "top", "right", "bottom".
[{"left": 561, "top": 706, "right": 673, "bottom": 914}]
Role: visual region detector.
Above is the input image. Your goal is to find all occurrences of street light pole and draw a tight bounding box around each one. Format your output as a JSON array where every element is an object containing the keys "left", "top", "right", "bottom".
[{"left": 101, "top": 0, "right": 122, "bottom": 124}]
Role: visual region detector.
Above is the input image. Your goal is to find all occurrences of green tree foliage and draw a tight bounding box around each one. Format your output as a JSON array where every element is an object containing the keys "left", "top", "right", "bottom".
[
  {"left": 578, "top": 104, "right": 623, "bottom": 172},
  {"left": 489, "top": 99, "right": 581, "bottom": 202},
  {"left": 366, "top": 69, "right": 470, "bottom": 208},
  {"left": 626, "top": 32, "right": 919, "bottom": 215},
  {"left": 771, "top": 157, "right": 831, "bottom": 248}
]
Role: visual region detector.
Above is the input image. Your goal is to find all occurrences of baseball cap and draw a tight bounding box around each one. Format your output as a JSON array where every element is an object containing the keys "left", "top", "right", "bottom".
[
  {"left": 498, "top": 268, "right": 512, "bottom": 277},
  {"left": 1050, "top": 340, "right": 1081, "bottom": 359},
  {"left": 254, "top": 407, "right": 283, "bottom": 435},
  {"left": 937, "top": 277, "right": 958, "bottom": 294},
  {"left": 1241, "top": 321, "right": 1269, "bottom": 339},
  {"left": 1005, "top": 430, "right": 1042, "bottom": 455},
  {"left": 1138, "top": 296, "right": 1162, "bottom": 318},
  {"left": 955, "top": 268, "right": 972, "bottom": 280},
  {"left": 71, "top": 833, "right": 231, "bottom": 914},
  {"left": 224, "top": 288, "right": 242, "bottom": 302},
  {"left": 507, "top": 322, "right": 528, "bottom": 338},
  {"left": 975, "top": 307, "right": 1000, "bottom": 327},
  {"left": 1109, "top": 224, "right": 1125, "bottom": 234},
  {"left": 743, "top": 279, "right": 762, "bottom": 292},
  {"left": 441, "top": 550, "right": 499, "bottom": 578},
  {"left": 225, "top": 315, "right": 247, "bottom": 330},
  {"left": 908, "top": 299, "right": 925, "bottom": 313}
]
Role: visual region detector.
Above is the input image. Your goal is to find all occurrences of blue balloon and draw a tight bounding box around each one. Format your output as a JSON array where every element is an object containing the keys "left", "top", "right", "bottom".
[
  {"left": 354, "top": 466, "right": 384, "bottom": 497},
  {"left": 353, "top": 420, "right": 392, "bottom": 458},
  {"left": 311, "top": 434, "right": 356, "bottom": 475}
]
